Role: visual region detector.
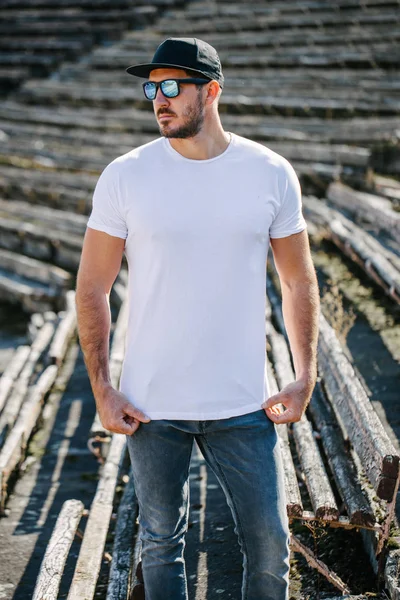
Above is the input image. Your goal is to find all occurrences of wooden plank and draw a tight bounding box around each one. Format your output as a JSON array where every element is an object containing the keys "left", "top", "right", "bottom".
[
  {"left": 67, "top": 434, "right": 126, "bottom": 600},
  {"left": 384, "top": 549, "right": 400, "bottom": 600},
  {"left": 292, "top": 416, "right": 339, "bottom": 520},
  {"left": 28, "top": 312, "right": 45, "bottom": 340},
  {"left": 0, "top": 321, "right": 56, "bottom": 448},
  {"left": 265, "top": 295, "right": 302, "bottom": 516},
  {"left": 290, "top": 534, "right": 351, "bottom": 594},
  {"left": 62, "top": 68, "right": 400, "bottom": 102},
  {"left": 0, "top": 22, "right": 126, "bottom": 36},
  {"left": 16, "top": 79, "right": 400, "bottom": 116},
  {"left": 318, "top": 314, "right": 400, "bottom": 500},
  {"left": 0, "top": 0, "right": 174, "bottom": 6},
  {"left": 106, "top": 472, "right": 138, "bottom": 599},
  {"left": 266, "top": 354, "right": 303, "bottom": 518},
  {"left": 327, "top": 181, "right": 400, "bottom": 243},
  {"left": 0, "top": 216, "right": 83, "bottom": 269},
  {"left": 0, "top": 52, "right": 58, "bottom": 69},
  {"left": 0, "top": 133, "right": 371, "bottom": 172},
  {"left": 0, "top": 198, "right": 87, "bottom": 235},
  {"left": 323, "top": 597, "right": 370, "bottom": 599},
  {"left": 303, "top": 196, "right": 400, "bottom": 300},
  {"left": 326, "top": 221, "right": 400, "bottom": 299},
  {"left": 0, "top": 345, "right": 30, "bottom": 415},
  {"left": 372, "top": 174, "right": 400, "bottom": 203},
  {"left": 0, "top": 178, "right": 95, "bottom": 207},
  {"left": 175, "top": 0, "right": 399, "bottom": 15},
  {"left": 48, "top": 291, "right": 77, "bottom": 366},
  {"left": 0, "top": 364, "right": 58, "bottom": 511},
  {"left": 0, "top": 7, "right": 158, "bottom": 23},
  {"left": 267, "top": 320, "right": 339, "bottom": 520},
  {"left": 308, "top": 384, "right": 376, "bottom": 526},
  {"left": 0, "top": 248, "right": 72, "bottom": 288},
  {"left": 0, "top": 268, "right": 58, "bottom": 312},
  {"left": 32, "top": 499, "right": 85, "bottom": 600},
  {"left": 155, "top": 9, "right": 400, "bottom": 33},
  {"left": 0, "top": 37, "right": 91, "bottom": 52},
  {"left": 1, "top": 99, "right": 398, "bottom": 145},
  {"left": 120, "top": 43, "right": 400, "bottom": 70},
  {"left": 0, "top": 161, "right": 98, "bottom": 190},
  {"left": 124, "top": 24, "right": 400, "bottom": 51}
]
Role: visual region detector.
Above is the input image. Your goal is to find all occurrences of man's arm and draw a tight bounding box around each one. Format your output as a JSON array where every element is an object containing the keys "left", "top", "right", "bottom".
[
  {"left": 262, "top": 229, "right": 320, "bottom": 423},
  {"left": 75, "top": 227, "right": 150, "bottom": 434}
]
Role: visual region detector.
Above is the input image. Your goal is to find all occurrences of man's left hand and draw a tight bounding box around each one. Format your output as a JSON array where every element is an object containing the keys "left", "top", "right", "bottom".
[{"left": 261, "top": 379, "right": 314, "bottom": 424}]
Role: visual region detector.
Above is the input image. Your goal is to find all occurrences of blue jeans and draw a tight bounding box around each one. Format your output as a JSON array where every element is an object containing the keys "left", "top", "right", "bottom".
[{"left": 126, "top": 409, "right": 290, "bottom": 600}]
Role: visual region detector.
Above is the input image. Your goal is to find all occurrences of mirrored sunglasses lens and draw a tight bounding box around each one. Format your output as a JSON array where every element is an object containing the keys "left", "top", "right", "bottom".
[
  {"left": 161, "top": 80, "right": 179, "bottom": 97},
  {"left": 144, "top": 82, "right": 156, "bottom": 100}
]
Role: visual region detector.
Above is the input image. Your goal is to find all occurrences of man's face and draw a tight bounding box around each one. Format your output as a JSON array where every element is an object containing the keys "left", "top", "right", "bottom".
[{"left": 148, "top": 68, "right": 206, "bottom": 139}]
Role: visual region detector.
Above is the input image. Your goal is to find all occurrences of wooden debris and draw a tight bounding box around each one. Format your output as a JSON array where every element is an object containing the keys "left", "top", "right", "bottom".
[
  {"left": 290, "top": 534, "right": 351, "bottom": 594},
  {"left": 308, "top": 384, "right": 376, "bottom": 527},
  {"left": 106, "top": 472, "right": 138, "bottom": 600},
  {"left": 67, "top": 434, "right": 126, "bottom": 600},
  {"left": 327, "top": 181, "right": 400, "bottom": 243},
  {"left": 0, "top": 345, "right": 30, "bottom": 415},
  {"left": 0, "top": 320, "right": 56, "bottom": 447},
  {"left": 16, "top": 77, "right": 400, "bottom": 117},
  {"left": 267, "top": 355, "right": 303, "bottom": 517},
  {"left": 0, "top": 363, "right": 58, "bottom": 511},
  {"left": 318, "top": 313, "right": 399, "bottom": 500},
  {"left": 267, "top": 320, "right": 339, "bottom": 520},
  {"left": 32, "top": 499, "right": 85, "bottom": 600},
  {"left": 48, "top": 290, "right": 77, "bottom": 366},
  {"left": 0, "top": 248, "right": 72, "bottom": 312},
  {"left": 0, "top": 198, "right": 87, "bottom": 235},
  {"left": 265, "top": 294, "right": 303, "bottom": 516},
  {"left": 303, "top": 196, "right": 400, "bottom": 303},
  {"left": 384, "top": 549, "right": 400, "bottom": 600}
]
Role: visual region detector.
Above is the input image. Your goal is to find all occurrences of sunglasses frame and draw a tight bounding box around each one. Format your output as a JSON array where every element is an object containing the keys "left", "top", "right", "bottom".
[{"left": 142, "top": 77, "right": 210, "bottom": 101}]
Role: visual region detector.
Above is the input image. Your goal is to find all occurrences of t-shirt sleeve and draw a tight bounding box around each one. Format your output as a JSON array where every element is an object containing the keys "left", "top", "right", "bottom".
[
  {"left": 269, "top": 159, "right": 307, "bottom": 239},
  {"left": 86, "top": 163, "right": 128, "bottom": 239}
]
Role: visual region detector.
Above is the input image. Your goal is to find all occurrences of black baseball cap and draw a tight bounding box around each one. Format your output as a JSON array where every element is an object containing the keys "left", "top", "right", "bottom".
[{"left": 126, "top": 37, "right": 224, "bottom": 88}]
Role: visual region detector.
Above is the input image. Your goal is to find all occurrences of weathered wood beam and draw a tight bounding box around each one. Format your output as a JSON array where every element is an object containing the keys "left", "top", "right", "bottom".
[
  {"left": 0, "top": 363, "right": 58, "bottom": 512},
  {"left": 327, "top": 181, "right": 400, "bottom": 243},
  {"left": 0, "top": 248, "right": 71, "bottom": 287},
  {"left": 267, "top": 319, "right": 339, "bottom": 520},
  {"left": 308, "top": 384, "right": 376, "bottom": 527},
  {"left": 290, "top": 534, "right": 351, "bottom": 594},
  {"left": 67, "top": 434, "right": 127, "bottom": 600},
  {"left": 0, "top": 320, "right": 56, "bottom": 448},
  {"left": 318, "top": 313, "right": 399, "bottom": 500},
  {"left": 49, "top": 290, "right": 77, "bottom": 366},
  {"left": 32, "top": 499, "right": 85, "bottom": 600},
  {"left": 0, "top": 345, "right": 30, "bottom": 415},
  {"left": 106, "top": 472, "right": 138, "bottom": 600},
  {"left": 0, "top": 198, "right": 87, "bottom": 235},
  {"left": 303, "top": 196, "right": 400, "bottom": 302},
  {"left": 266, "top": 346, "right": 303, "bottom": 517}
]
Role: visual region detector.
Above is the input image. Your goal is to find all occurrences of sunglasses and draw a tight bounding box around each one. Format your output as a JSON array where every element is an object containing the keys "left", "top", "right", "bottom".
[{"left": 142, "top": 78, "right": 210, "bottom": 101}]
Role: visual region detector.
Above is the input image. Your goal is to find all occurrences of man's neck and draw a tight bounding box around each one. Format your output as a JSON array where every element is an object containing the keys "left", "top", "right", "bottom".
[{"left": 167, "top": 125, "right": 231, "bottom": 161}]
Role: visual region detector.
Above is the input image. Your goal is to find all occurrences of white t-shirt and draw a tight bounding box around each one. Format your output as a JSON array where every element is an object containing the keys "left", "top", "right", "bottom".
[{"left": 87, "top": 133, "right": 307, "bottom": 420}]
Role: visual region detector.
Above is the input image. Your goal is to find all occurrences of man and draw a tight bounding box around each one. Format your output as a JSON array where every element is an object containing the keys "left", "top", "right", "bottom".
[{"left": 75, "top": 37, "right": 319, "bottom": 600}]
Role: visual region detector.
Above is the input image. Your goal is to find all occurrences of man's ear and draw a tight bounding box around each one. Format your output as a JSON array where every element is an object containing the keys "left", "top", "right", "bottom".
[{"left": 205, "top": 80, "right": 221, "bottom": 105}]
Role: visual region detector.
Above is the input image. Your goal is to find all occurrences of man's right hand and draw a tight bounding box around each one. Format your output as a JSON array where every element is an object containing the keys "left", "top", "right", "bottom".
[{"left": 95, "top": 385, "right": 151, "bottom": 435}]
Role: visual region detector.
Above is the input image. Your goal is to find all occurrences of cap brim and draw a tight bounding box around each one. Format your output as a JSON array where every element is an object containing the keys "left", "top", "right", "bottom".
[{"left": 126, "top": 63, "right": 208, "bottom": 79}]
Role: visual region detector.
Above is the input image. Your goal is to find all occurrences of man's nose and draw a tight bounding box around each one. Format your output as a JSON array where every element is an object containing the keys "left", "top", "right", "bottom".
[{"left": 154, "top": 86, "right": 170, "bottom": 103}]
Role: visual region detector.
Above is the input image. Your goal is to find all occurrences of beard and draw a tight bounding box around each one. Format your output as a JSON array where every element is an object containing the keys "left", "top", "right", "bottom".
[{"left": 158, "top": 92, "right": 204, "bottom": 139}]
